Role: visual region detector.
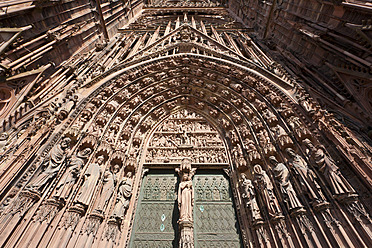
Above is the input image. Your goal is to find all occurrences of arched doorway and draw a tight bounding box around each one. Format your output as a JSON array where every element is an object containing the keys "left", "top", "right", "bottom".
[{"left": 129, "top": 109, "right": 243, "bottom": 247}]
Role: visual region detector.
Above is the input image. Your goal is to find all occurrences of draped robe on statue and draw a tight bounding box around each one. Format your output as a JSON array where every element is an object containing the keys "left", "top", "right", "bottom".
[
  {"left": 178, "top": 177, "right": 193, "bottom": 222},
  {"left": 29, "top": 142, "right": 67, "bottom": 191},
  {"left": 76, "top": 161, "right": 102, "bottom": 206}
]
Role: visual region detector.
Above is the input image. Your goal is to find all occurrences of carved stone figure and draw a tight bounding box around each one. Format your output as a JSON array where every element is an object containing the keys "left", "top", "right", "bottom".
[
  {"left": 270, "top": 156, "right": 304, "bottom": 211},
  {"left": 54, "top": 147, "right": 92, "bottom": 201},
  {"left": 75, "top": 155, "right": 104, "bottom": 207},
  {"left": 304, "top": 140, "right": 356, "bottom": 197},
  {"left": 178, "top": 173, "right": 194, "bottom": 222},
  {"left": 271, "top": 125, "right": 293, "bottom": 149},
  {"left": 241, "top": 174, "right": 263, "bottom": 224},
  {"left": 286, "top": 148, "right": 327, "bottom": 205},
  {"left": 245, "top": 140, "right": 261, "bottom": 164},
  {"left": 253, "top": 164, "right": 282, "bottom": 219},
  {"left": 287, "top": 115, "right": 310, "bottom": 140},
  {"left": 95, "top": 164, "right": 120, "bottom": 213},
  {"left": 262, "top": 108, "right": 278, "bottom": 126},
  {"left": 112, "top": 171, "right": 133, "bottom": 220},
  {"left": 257, "top": 129, "right": 275, "bottom": 156},
  {"left": 27, "top": 137, "right": 71, "bottom": 193},
  {"left": 298, "top": 96, "right": 316, "bottom": 115}
]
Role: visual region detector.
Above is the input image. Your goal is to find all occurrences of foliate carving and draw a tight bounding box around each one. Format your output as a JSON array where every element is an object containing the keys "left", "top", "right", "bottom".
[
  {"left": 60, "top": 207, "right": 83, "bottom": 230},
  {"left": 82, "top": 215, "right": 102, "bottom": 235},
  {"left": 253, "top": 164, "right": 283, "bottom": 220},
  {"left": 33, "top": 201, "right": 59, "bottom": 223},
  {"left": 27, "top": 137, "right": 71, "bottom": 193},
  {"left": 53, "top": 148, "right": 91, "bottom": 202},
  {"left": 286, "top": 148, "right": 328, "bottom": 208}
]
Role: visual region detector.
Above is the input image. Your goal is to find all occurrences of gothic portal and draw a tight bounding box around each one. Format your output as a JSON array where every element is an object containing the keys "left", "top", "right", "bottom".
[{"left": 0, "top": 1, "right": 371, "bottom": 248}]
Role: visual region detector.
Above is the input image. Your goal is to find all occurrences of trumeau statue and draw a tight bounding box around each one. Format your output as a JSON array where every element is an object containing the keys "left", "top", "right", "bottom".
[
  {"left": 178, "top": 173, "right": 194, "bottom": 222},
  {"left": 253, "top": 164, "right": 283, "bottom": 219},
  {"left": 286, "top": 148, "right": 327, "bottom": 205},
  {"left": 241, "top": 174, "right": 263, "bottom": 224},
  {"left": 304, "top": 140, "right": 356, "bottom": 197},
  {"left": 54, "top": 147, "right": 92, "bottom": 201},
  {"left": 27, "top": 137, "right": 71, "bottom": 193},
  {"left": 75, "top": 155, "right": 104, "bottom": 207},
  {"left": 270, "top": 156, "right": 304, "bottom": 211},
  {"left": 112, "top": 171, "right": 133, "bottom": 220},
  {"left": 95, "top": 164, "right": 120, "bottom": 213}
]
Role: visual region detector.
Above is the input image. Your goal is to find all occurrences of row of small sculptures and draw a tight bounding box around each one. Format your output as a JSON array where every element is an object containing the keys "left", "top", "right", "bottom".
[
  {"left": 240, "top": 138, "right": 357, "bottom": 223},
  {"left": 25, "top": 137, "right": 133, "bottom": 220}
]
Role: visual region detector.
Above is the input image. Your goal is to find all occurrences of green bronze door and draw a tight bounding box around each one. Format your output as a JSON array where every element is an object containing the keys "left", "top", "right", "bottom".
[
  {"left": 194, "top": 171, "right": 243, "bottom": 247},
  {"left": 129, "top": 171, "right": 179, "bottom": 247},
  {"left": 130, "top": 170, "right": 242, "bottom": 247}
]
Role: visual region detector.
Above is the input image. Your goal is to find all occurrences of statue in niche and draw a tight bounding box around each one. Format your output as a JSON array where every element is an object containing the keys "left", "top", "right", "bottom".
[
  {"left": 271, "top": 124, "right": 293, "bottom": 148},
  {"left": 75, "top": 155, "right": 104, "bottom": 207},
  {"left": 303, "top": 140, "right": 356, "bottom": 197},
  {"left": 245, "top": 139, "right": 261, "bottom": 164},
  {"left": 257, "top": 129, "right": 275, "bottom": 155},
  {"left": 262, "top": 108, "right": 278, "bottom": 126},
  {"left": 95, "top": 164, "right": 120, "bottom": 213},
  {"left": 269, "top": 156, "right": 304, "bottom": 211},
  {"left": 298, "top": 96, "right": 316, "bottom": 115},
  {"left": 285, "top": 148, "right": 327, "bottom": 205},
  {"left": 112, "top": 171, "right": 133, "bottom": 220},
  {"left": 27, "top": 137, "right": 71, "bottom": 193},
  {"left": 287, "top": 115, "right": 310, "bottom": 140},
  {"left": 241, "top": 174, "right": 263, "bottom": 224},
  {"left": 253, "top": 164, "right": 283, "bottom": 219},
  {"left": 54, "top": 147, "right": 92, "bottom": 201}
]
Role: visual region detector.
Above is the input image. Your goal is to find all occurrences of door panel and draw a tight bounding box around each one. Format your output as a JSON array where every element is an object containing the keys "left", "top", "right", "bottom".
[
  {"left": 194, "top": 172, "right": 242, "bottom": 248},
  {"left": 130, "top": 171, "right": 178, "bottom": 248}
]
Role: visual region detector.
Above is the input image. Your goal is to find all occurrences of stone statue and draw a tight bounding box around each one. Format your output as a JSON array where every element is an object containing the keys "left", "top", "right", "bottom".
[
  {"left": 112, "top": 171, "right": 133, "bottom": 220},
  {"left": 54, "top": 147, "right": 92, "bottom": 201},
  {"left": 253, "top": 164, "right": 282, "bottom": 219},
  {"left": 95, "top": 164, "right": 120, "bottom": 213},
  {"left": 241, "top": 174, "right": 263, "bottom": 224},
  {"left": 271, "top": 125, "right": 293, "bottom": 148},
  {"left": 75, "top": 155, "right": 104, "bottom": 207},
  {"left": 27, "top": 137, "right": 71, "bottom": 193},
  {"left": 269, "top": 156, "right": 304, "bottom": 211},
  {"left": 304, "top": 140, "right": 356, "bottom": 197},
  {"left": 286, "top": 148, "right": 327, "bottom": 205},
  {"left": 178, "top": 173, "right": 194, "bottom": 222}
]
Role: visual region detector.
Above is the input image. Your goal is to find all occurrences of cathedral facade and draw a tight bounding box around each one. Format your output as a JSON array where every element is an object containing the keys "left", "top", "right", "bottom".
[{"left": 0, "top": 0, "right": 371, "bottom": 247}]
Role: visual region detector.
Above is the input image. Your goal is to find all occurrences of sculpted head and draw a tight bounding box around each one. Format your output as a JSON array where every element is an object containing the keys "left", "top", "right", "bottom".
[
  {"left": 80, "top": 147, "right": 92, "bottom": 157},
  {"left": 113, "top": 164, "right": 121, "bottom": 174},
  {"left": 0, "top": 132, "right": 8, "bottom": 141},
  {"left": 61, "top": 137, "right": 71, "bottom": 148},
  {"left": 253, "top": 164, "right": 263, "bottom": 175},
  {"left": 269, "top": 156, "right": 278, "bottom": 165},
  {"left": 285, "top": 148, "right": 296, "bottom": 157},
  {"left": 126, "top": 171, "right": 132, "bottom": 178},
  {"left": 96, "top": 155, "right": 105, "bottom": 165}
]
